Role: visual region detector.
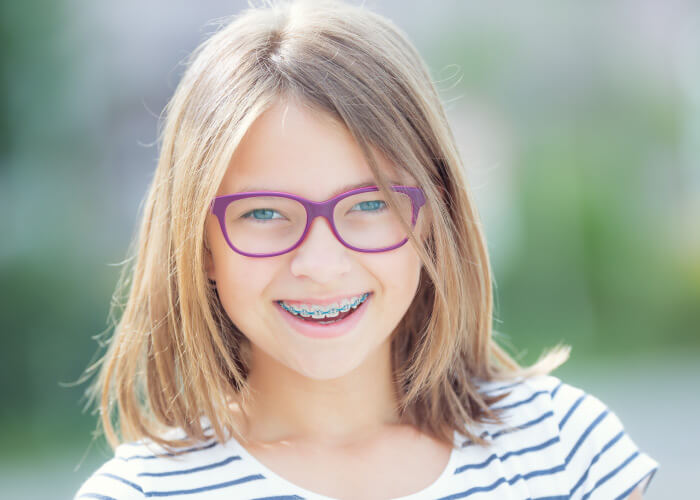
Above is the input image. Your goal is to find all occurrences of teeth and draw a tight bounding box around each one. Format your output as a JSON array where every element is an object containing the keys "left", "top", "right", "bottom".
[{"left": 279, "top": 293, "right": 369, "bottom": 318}]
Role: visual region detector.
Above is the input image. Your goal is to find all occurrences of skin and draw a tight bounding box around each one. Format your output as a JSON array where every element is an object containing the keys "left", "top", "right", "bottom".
[
  {"left": 628, "top": 486, "right": 643, "bottom": 499},
  {"left": 204, "top": 98, "right": 648, "bottom": 499},
  {"left": 205, "top": 97, "right": 428, "bottom": 449}
]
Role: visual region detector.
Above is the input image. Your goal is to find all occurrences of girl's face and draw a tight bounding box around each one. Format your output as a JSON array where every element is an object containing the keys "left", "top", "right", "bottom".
[{"left": 205, "top": 98, "right": 426, "bottom": 381}]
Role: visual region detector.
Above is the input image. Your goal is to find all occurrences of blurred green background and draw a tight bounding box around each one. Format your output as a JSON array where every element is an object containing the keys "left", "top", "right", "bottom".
[{"left": 1, "top": 1, "right": 698, "bottom": 498}]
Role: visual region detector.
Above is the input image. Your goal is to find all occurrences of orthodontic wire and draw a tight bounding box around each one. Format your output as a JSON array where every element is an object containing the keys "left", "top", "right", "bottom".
[{"left": 280, "top": 293, "right": 368, "bottom": 316}]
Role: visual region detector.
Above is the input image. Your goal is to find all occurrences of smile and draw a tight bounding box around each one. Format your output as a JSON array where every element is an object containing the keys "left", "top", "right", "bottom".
[
  {"left": 277, "top": 292, "right": 370, "bottom": 320},
  {"left": 274, "top": 292, "right": 373, "bottom": 338}
]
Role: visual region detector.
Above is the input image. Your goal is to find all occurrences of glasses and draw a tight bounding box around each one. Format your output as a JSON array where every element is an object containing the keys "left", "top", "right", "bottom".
[{"left": 210, "top": 185, "right": 426, "bottom": 257}]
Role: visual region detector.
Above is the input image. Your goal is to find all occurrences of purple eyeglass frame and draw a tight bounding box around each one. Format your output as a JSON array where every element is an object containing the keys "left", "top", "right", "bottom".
[{"left": 210, "top": 185, "right": 426, "bottom": 257}]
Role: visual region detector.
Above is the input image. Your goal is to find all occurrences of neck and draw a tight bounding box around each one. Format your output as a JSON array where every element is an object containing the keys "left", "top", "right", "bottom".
[{"left": 234, "top": 338, "right": 401, "bottom": 447}]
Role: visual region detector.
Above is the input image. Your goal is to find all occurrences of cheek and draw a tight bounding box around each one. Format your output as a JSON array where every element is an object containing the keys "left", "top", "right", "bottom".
[
  {"left": 370, "top": 244, "right": 422, "bottom": 300},
  {"left": 213, "top": 258, "right": 281, "bottom": 343},
  {"left": 216, "top": 258, "right": 274, "bottom": 304},
  {"left": 207, "top": 220, "right": 275, "bottom": 314}
]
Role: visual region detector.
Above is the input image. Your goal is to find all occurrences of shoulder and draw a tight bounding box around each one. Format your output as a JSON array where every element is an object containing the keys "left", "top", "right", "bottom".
[
  {"left": 74, "top": 441, "right": 150, "bottom": 500},
  {"left": 468, "top": 375, "right": 658, "bottom": 499},
  {"left": 73, "top": 434, "right": 224, "bottom": 500}
]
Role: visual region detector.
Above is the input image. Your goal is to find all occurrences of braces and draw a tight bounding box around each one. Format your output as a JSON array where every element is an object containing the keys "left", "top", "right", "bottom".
[{"left": 278, "top": 293, "right": 369, "bottom": 318}]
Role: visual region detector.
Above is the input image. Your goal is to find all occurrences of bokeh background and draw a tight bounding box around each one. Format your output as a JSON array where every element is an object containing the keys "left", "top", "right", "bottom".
[{"left": 1, "top": 0, "right": 698, "bottom": 498}]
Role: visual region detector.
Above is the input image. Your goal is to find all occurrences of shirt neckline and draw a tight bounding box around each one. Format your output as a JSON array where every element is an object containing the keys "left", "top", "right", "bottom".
[{"left": 229, "top": 429, "right": 462, "bottom": 500}]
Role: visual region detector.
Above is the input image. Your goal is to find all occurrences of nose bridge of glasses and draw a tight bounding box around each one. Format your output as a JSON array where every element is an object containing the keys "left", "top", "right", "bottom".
[
  {"left": 305, "top": 198, "right": 336, "bottom": 225},
  {"left": 301, "top": 199, "right": 342, "bottom": 246},
  {"left": 288, "top": 199, "right": 347, "bottom": 255}
]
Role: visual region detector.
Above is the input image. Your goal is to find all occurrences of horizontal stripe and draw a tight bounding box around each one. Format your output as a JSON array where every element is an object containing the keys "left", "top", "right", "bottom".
[
  {"left": 143, "top": 473, "right": 265, "bottom": 497},
  {"left": 558, "top": 395, "right": 586, "bottom": 430},
  {"left": 98, "top": 472, "right": 143, "bottom": 493},
  {"left": 520, "top": 463, "right": 566, "bottom": 481},
  {"left": 482, "top": 380, "right": 525, "bottom": 393},
  {"left": 137, "top": 454, "right": 242, "bottom": 477},
  {"left": 455, "top": 436, "right": 560, "bottom": 474},
  {"left": 250, "top": 496, "right": 306, "bottom": 500},
  {"left": 454, "top": 408, "right": 614, "bottom": 496},
  {"left": 119, "top": 441, "right": 219, "bottom": 461},
  {"left": 438, "top": 475, "right": 508, "bottom": 500},
  {"left": 581, "top": 450, "right": 640, "bottom": 500},
  {"left": 569, "top": 431, "right": 625, "bottom": 496},
  {"left": 551, "top": 381, "right": 563, "bottom": 398},
  {"left": 564, "top": 409, "right": 609, "bottom": 466},
  {"left": 73, "top": 377, "right": 657, "bottom": 500},
  {"left": 501, "top": 436, "right": 560, "bottom": 462},
  {"left": 457, "top": 431, "right": 489, "bottom": 448},
  {"left": 490, "top": 410, "right": 554, "bottom": 440},
  {"left": 443, "top": 463, "right": 567, "bottom": 500},
  {"left": 491, "top": 389, "right": 549, "bottom": 411},
  {"left": 460, "top": 409, "right": 555, "bottom": 448}
]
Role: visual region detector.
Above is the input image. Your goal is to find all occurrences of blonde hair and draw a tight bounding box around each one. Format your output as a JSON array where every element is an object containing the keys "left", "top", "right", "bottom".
[{"left": 83, "top": 0, "right": 568, "bottom": 452}]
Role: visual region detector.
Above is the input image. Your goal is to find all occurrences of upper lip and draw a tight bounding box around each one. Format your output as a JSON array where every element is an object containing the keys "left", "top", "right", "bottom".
[{"left": 277, "top": 292, "right": 371, "bottom": 305}]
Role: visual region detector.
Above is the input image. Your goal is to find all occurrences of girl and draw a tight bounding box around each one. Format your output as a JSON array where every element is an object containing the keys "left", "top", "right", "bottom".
[{"left": 75, "top": 1, "right": 658, "bottom": 499}]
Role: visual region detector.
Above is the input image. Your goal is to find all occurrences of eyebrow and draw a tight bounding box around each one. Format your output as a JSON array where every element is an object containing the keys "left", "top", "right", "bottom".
[{"left": 236, "top": 179, "right": 404, "bottom": 199}]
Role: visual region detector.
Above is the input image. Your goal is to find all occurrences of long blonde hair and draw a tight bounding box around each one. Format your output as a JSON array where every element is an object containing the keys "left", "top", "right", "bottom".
[{"left": 83, "top": 0, "right": 568, "bottom": 452}]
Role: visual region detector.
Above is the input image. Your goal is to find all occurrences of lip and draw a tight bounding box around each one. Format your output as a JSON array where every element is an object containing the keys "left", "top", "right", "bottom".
[{"left": 275, "top": 292, "right": 372, "bottom": 339}]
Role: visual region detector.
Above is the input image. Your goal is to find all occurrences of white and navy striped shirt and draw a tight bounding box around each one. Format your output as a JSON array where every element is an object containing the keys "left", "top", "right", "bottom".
[{"left": 74, "top": 375, "right": 658, "bottom": 499}]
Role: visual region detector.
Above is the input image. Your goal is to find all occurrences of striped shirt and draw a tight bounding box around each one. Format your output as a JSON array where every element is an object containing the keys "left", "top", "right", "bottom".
[{"left": 74, "top": 375, "right": 658, "bottom": 499}]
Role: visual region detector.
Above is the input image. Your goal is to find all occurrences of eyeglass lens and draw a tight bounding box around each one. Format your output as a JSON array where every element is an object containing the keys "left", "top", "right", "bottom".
[{"left": 223, "top": 190, "right": 414, "bottom": 254}]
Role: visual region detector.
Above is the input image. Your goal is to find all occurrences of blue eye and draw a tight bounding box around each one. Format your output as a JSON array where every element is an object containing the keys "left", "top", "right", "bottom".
[
  {"left": 242, "top": 209, "right": 283, "bottom": 221},
  {"left": 351, "top": 200, "right": 386, "bottom": 212}
]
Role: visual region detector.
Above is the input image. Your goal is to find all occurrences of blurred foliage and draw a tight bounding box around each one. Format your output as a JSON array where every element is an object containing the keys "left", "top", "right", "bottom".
[
  {"left": 0, "top": 0, "right": 113, "bottom": 456},
  {"left": 1, "top": 0, "right": 698, "bottom": 463},
  {"left": 0, "top": 252, "right": 116, "bottom": 458},
  {"left": 425, "top": 11, "right": 700, "bottom": 365}
]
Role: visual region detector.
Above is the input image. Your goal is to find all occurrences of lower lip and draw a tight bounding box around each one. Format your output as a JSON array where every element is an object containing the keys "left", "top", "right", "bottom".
[{"left": 275, "top": 294, "right": 372, "bottom": 339}]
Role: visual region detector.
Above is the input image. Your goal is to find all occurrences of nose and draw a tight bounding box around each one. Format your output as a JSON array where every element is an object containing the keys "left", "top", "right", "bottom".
[{"left": 289, "top": 215, "right": 351, "bottom": 283}]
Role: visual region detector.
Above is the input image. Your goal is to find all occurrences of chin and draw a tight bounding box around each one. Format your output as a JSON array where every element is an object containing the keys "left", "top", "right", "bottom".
[{"left": 288, "top": 350, "right": 367, "bottom": 381}]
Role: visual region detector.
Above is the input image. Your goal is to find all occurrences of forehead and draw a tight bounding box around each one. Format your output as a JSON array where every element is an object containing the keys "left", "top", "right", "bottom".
[{"left": 217, "top": 99, "right": 412, "bottom": 199}]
